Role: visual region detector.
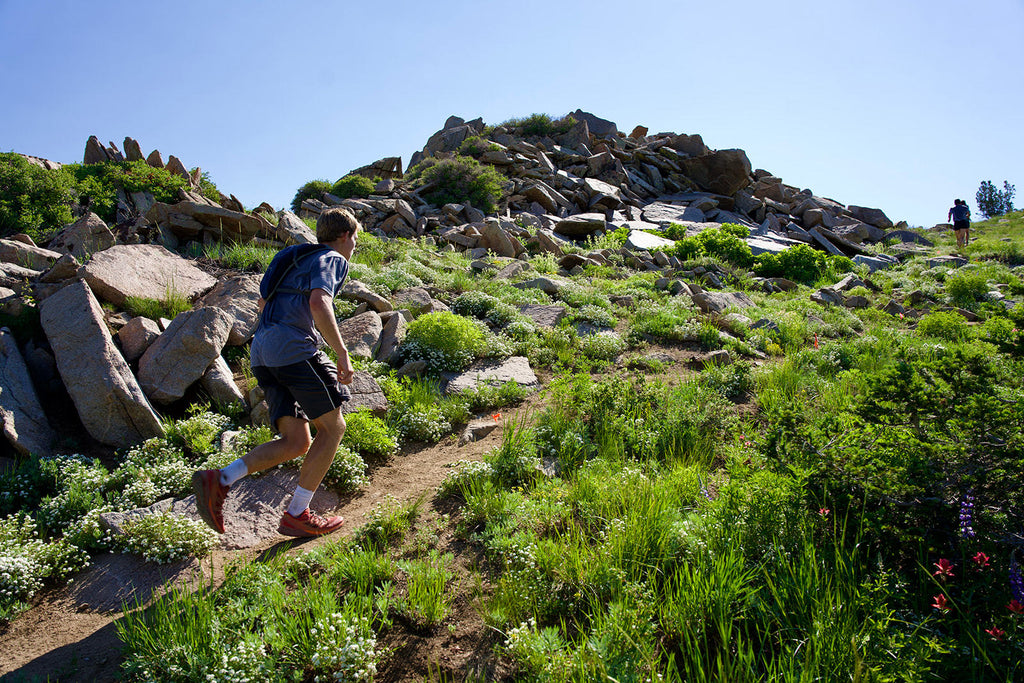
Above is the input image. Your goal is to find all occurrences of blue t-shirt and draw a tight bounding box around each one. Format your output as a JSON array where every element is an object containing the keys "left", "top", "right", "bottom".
[
  {"left": 249, "top": 245, "right": 349, "bottom": 368},
  {"left": 953, "top": 204, "right": 971, "bottom": 222}
]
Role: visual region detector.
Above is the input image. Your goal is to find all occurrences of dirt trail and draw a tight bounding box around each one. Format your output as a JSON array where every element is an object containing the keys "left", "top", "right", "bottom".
[{"left": 0, "top": 399, "right": 533, "bottom": 683}]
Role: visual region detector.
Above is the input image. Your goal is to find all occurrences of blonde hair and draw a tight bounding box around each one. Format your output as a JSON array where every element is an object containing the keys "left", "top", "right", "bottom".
[{"left": 316, "top": 207, "right": 360, "bottom": 243}]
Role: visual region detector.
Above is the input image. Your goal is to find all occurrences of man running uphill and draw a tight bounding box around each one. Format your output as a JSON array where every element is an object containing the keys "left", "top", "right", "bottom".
[{"left": 192, "top": 207, "right": 360, "bottom": 538}]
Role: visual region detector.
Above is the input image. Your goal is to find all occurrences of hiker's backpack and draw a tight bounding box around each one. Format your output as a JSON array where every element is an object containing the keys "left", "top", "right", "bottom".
[{"left": 258, "top": 243, "right": 333, "bottom": 312}]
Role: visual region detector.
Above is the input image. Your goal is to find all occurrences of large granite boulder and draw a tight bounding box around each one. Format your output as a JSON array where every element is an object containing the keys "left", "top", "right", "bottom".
[
  {"left": 690, "top": 290, "right": 755, "bottom": 314},
  {"left": 442, "top": 356, "right": 540, "bottom": 394},
  {"left": 79, "top": 244, "right": 217, "bottom": 307},
  {"left": 681, "top": 149, "right": 752, "bottom": 196},
  {"left": 276, "top": 211, "right": 316, "bottom": 245},
  {"left": 625, "top": 229, "right": 675, "bottom": 252},
  {"left": 478, "top": 219, "right": 517, "bottom": 258},
  {"left": 0, "top": 239, "right": 61, "bottom": 270},
  {"left": 0, "top": 328, "right": 55, "bottom": 456},
  {"left": 338, "top": 311, "right": 383, "bottom": 359},
  {"left": 342, "top": 371, "right": 388, "bottom": 416},
  {"left": 116, "top": 316, "right": 162, "bottom": 364},
  {"left": 138, "top": 307, "right": 233, "bottom": 405},
  {"left": 198, "top": 274, "right": 262, "bottom": 346},
  {"left": 554, "top": 213, "right": 607, "bottom": 237},
  {"left": 38, "top": 281, "right": 163, "bottom": 447},
  {"left": 200, "top": 356, "right": 246, "bottom": 408},
  {"left": 46, "top": 212, "right": 115, "bottom": 261},
  {"left": 848, "top": 206, "right": 894, "bottom": 230}
]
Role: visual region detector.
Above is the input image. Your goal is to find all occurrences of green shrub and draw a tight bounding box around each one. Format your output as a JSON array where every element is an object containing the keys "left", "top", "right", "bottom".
[
  {"left": 945, "top": 270, "right": 989, "bottom": 306},
  {"left": 458, "top": 135, "right": 499, "bottom": 157},
  {"left": 414, "top": 156, "right": 508, "bottom": 214},
  {"left": 754, "top": 244, "right": 829, "bottom": 284},
  {"left": 0, "top": 153, "right": 76, "bottom": 240},
  {"left": 330, "top": 174, "right": 376, "bottom": 200},
  {"left": 916, "top": 311, "right": 971, "bottom": 342},
  {"left": 343, "top": 409, "right": 399, "bottom": 459},
  {"left": 672, "top": 227, "right": 753, "bottom": 267},
  {"left": 290, "top": 179, "right": 331, "bottom": 212},
  {"left": 401, "top": 311, "right": 485, "bottom": 373},
  {"left": 501, "top": 113, "right": 577, "bottom": 137},
  {"left": 123, "top": 290, "right": 192, "bottom": 321}
]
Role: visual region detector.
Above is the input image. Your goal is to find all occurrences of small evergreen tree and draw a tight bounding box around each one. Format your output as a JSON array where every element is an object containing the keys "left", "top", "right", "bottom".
[{"left": 975, "top": 180, "right": 1016, "bottom": 219}]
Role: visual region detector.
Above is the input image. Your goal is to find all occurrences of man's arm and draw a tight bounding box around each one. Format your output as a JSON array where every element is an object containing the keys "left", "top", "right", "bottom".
[{"left": 309, "top": 288, "right": 354, "bottom": 384}]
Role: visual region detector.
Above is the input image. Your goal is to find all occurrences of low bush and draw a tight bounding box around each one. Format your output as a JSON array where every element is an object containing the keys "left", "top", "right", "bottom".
[
  {"left": 411, "top": 156, "right": 508, "bottom": 214},
  {"left": 289, "top": 179, "right": 331, "bottom": 212},
  {"left": 330, "top": 174, "right": 376, "bottom": 200},
  {"left": 342, "top": 409, "right": 399, "bottom": 460},
  {"left": 401, "top": 311, "right": 485, "bottom": 373},
  {"left": 500, "top": 113, "right": 577, "bottom": 138},
  {"left": 672, "top": 226, "right": 754, "bottom": 267},
  {"left": 945, "top": 269, "right": 990, "bottom": 306},
  {"left": 458, "top": 135, "right": 499, "bottom": 157},
  {"left": 916, "top": 311, "right": 971, "bottom": 342},
  {"left": 753, "top": 243, "right": 829, "bottom": 284}
]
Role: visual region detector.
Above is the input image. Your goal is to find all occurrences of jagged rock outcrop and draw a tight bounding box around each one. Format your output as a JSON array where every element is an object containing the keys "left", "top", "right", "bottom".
[
  {"left": 79, "top": 244, "right": 217, "bottom": 307},
  {"left": 0, "top": 328, "right": 55, "bottom": 456},
  {"left": 137, "top": 306, "right": 233, "bottom": 405},
  {"left": 47, "top": 211, "right": 115, "bottom": 260},
  {"left": 38, "top": 281, "right": 164, "bottom": 447}
]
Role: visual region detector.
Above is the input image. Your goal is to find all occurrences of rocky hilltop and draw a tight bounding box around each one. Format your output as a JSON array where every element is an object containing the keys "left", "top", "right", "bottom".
[{"left": 1, "top": 110, "right": 932, "bottom": 463}]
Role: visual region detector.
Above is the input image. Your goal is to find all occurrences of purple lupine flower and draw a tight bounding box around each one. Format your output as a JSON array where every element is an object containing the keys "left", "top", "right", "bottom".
[
  {"left": 1011, "top": 556, "right": 1024, "bottom": 604},
  {"left": 958, "top": 494, "right": 976, "bottom": 540}
]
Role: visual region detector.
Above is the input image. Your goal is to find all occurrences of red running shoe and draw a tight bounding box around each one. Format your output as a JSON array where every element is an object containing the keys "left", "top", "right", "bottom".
[
  {"left": 278, "top": 509, "right": 345, "bottom": 538},
  {"left": 192, "top": 469, "right": 228, "bottom": 533}
]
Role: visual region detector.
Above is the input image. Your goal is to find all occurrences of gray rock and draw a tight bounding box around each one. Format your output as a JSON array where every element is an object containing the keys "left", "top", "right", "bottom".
[
  {"left": 690, "top": 290, "right": 754, "bottom": 314},
  {"left": 342, "top": 371, "right": 388, "bottom": 416},
  {"left": 848, "top": 206, "right": 894, "bottom": 230},
  {"left": 458, "top": 419, "right": 500, "bottom": 446},
  {"left": 844, "top": 295, "right": 870, "bottom": 309},
  {"left": 808, "top": 228, "right": 845, "bottom": 257},
  {"left": 39, "top": 253, "right": 81, "bottom": 284},
  {"left": 853, "top": 254, "right": 896, "bottom": 272},
  {"left": 883, "top": 300, "right": 906, "bottom": 316},
  {"left": 116, "top": 316, "right": 162, "bottom": 364},
  {"left": 101, "top": 467, "right": 343, "bottom": 551},
  {"left": 625, "top": 229, "right": 675, "bottom": 252},
  {"left": 79, "top": 244, "right": 217, "bottom": 307},
  {"left": 534, "top": 229, "right": 565, "bottom": 256},
  {"left": 276, "top": 211, "right": 316, "bottom": 245},
  {"left": 513, "top": 277, "right": 568, "bottom": 295},
  {"left": 443, "top": 356, "right": 540, "bottom": 394},
  {"left": 338, "top": 311, "right": 383, "bottom": 359},
  {"left": 811, "top": 288, "right": 845, "bottom": 306},
  {"left": 478, "top": 219, "right": 517, "bottom": 258},
  {"left": 0, "top": 239, "right": 61, "bottom": 270},
  {"left": 138, "top": 307, "right": 233, "bottom": 405},
  {"left": 553, "top": 213, "right": 606, "bottom": 237},
  {"left": 927, "top": 256, "right": 969, "bottom": 269},
  {"left": 374, "top": 313, "right": 406, "bottom": 363},
  {"left": 0, "top": 328, "right": 54, "bottom": 456},
  {"left": 340, "top": 280, "right": 393, "bottom": 312},
  {"left": 200, "top": 355, "right": 246, "bottom": 409},
  {"left": 883, "top": 230, "right": 933, "bottom": 246},
  {"left": 680, "top": 149, "right": 752, "bottom": 196},
  {"left": 518, "top": 304, "right": 567, "bottom": 328},
  {"left": 47, "top": 212, "right": 115, "bottom": 261},
  {"left": 692, "top": 349, "right": 732, "bottom": 368},
  {"left": 392, "top": 287, "right": 434, "bottom": 317},
  {"left": 198, "top": 274, "right": 262, "bottom": 346},
  {"left": 494, "top": 261, "right": 531, "bottom": 279},
  {"left": 39, "top": 281, "right": 163, "bottom": 447}
]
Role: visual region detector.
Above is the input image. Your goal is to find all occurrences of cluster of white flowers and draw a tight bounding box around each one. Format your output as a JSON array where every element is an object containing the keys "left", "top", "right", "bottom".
[
  {"left": 503, "top": 617, "right": 538, "bottom": 651},
  {"left": 322, "top": 447, "right": 369, "bottom": 492},
  {"left": 394, "top": 406, "right": 450, "bottom": 443},
  {"left": 0, "top": 553, "right": 43, "bottom": 603},
  {"left": 0, "top": 514, "right": 89, "bottom": 610},
  {"left": 582, "top": 332, "right": 626, "bottom": 361},
  {"left": 118, "top": 513, "right": 218, "bottom": 564},
  {"left": 310, "top": 613, "right": 377, "bottom": 682},
  {"left": 203, "top": 637, "right": 268, "bottom": 683},
  {"left": 400, "top": 338, "right": 474, "bottom": 374},
  {"left": 436, "top": 460, "right": 493, "bottom": 497},
  {"left": 571, "top": 304, "right": 617, "bottom": 329}
]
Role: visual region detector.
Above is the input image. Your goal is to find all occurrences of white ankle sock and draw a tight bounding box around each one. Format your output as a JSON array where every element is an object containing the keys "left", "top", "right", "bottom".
[
  {"left": 287, "top": 486, "right": 314, "bottom": 517},
  {"left": 219, "top": 459, "right": 248, "bottom": 487}
]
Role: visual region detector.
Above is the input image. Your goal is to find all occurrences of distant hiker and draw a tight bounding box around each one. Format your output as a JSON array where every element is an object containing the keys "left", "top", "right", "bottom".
[
  {"left": 192, "top": 207, "right": 360, "bottom": 538},
  {"left": 949, "top": 199, "right": 972, "bottom": 249}
]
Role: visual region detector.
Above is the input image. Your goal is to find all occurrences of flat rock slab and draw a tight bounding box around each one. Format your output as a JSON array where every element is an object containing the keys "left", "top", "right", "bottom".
[
  {"left": 79, "top": 244, "right": 217, "bottom": 307},
  {"left": 625, "top": 229, "right": 675, "bottom": 252},
  {"left": 342, "top": 371, "right": 388, "bottom": 416},
  {"left": 66, "top": 552, "right": 204, "bottom": 612},
  {"left": 518, "top": 304, "right": 567, "bottom": 328},
  {"left": 442, "top": 356, "right": 540, "bottom": 394},
  {"left": 0, "top": 328, "right": 54, "bottom": 456},
  {"left": 101, "top": 467, "right": 343, "bottom": 551}
]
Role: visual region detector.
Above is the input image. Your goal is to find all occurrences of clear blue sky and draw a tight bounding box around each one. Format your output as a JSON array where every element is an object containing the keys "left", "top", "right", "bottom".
[{"left": 2, "top": 0, "right": 1021, "bottom": 228}]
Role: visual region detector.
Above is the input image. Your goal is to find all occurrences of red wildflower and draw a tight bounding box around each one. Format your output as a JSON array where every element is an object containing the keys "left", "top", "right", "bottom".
[
  {"left": 985, "top": 626, "right": 1005, "bottom": 641},
  {"left": 933, "top": 558, "right": 955, "bottom": 580},
  {"left": 972, "top": 552, "right": 991, "bottom": 568},
  {"left": 492, "top": 413, "right": 501, "bottom": 421},
  {"left": 1007, "top": 599, "right": 1024, "bottom": 615},
  {"left": 932, "top": 594, "right": 951, "bottom": 612},
  {"left": 813, "top": 334, "right": 819, "bottom": 349},
  {"left": 819, "top": 508, "right": 830, "bottom": 517}
]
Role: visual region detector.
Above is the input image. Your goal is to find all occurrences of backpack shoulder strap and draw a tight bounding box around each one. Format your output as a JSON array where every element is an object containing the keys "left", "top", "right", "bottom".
[{"left": 261, "top": 243, "right": 332, "bottom": 303}]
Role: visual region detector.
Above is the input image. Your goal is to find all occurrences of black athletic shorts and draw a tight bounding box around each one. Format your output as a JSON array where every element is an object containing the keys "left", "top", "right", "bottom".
[
  {"left": 252, "top": 350, "right": 351, "bottom": 429},
  {"left": 954, "top": 220, "right": 970, "bottom": 231}
]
